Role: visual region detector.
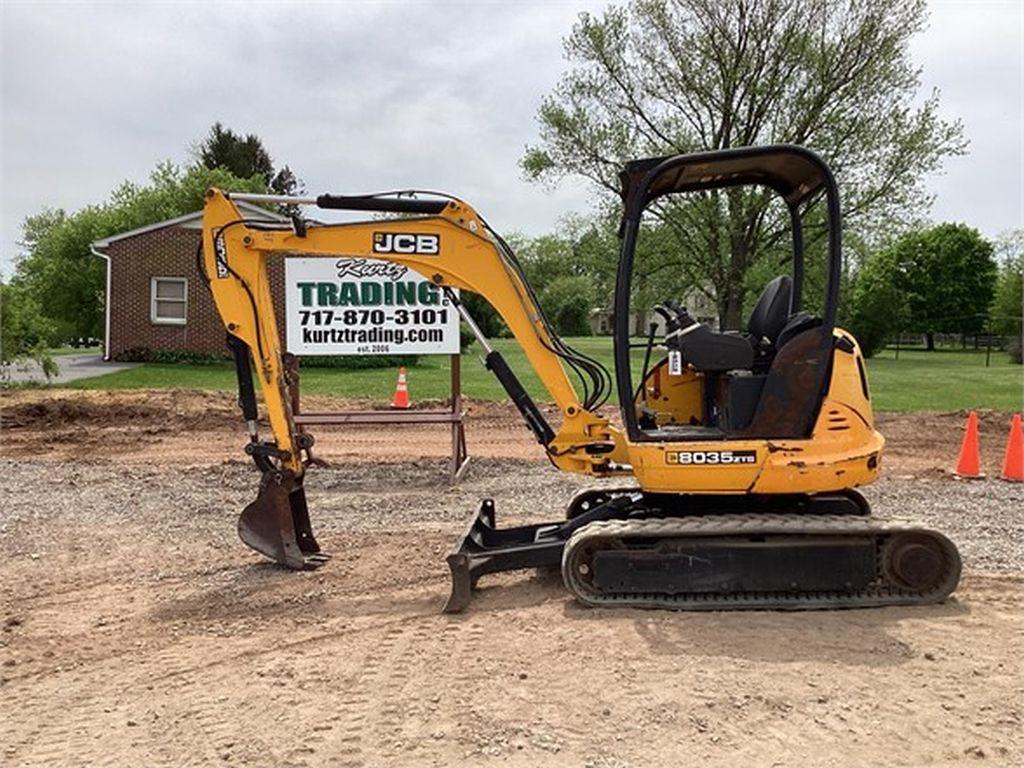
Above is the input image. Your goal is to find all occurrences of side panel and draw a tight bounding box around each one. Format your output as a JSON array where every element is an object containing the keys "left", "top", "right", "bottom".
[
  {"left": 752, "top": 332, "right": 882, "bottom": 494},
  {"left": 629, "top": 333, "right": 883, "bottom": 495},
  {"left": 635, "top": 359, "right": 704, "bottom": 427},
  {"left": 630, "top": 440, "right": 768, "bottom": 493}
]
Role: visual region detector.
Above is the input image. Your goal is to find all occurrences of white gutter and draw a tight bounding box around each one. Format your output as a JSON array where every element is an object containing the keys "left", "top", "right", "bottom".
[{"left": 89, "top": 245, "right": 112, "bottom": 361}]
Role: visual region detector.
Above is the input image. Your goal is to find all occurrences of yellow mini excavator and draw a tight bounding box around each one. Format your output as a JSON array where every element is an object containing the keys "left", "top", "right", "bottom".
[{"left": 200, "top": 144, "right": 961, "bottom": 612}]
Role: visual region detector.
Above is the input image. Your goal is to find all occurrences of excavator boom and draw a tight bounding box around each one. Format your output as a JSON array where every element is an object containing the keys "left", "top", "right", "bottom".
[{"left": 201, "top": 187, "right": 626, "bottom": 571}]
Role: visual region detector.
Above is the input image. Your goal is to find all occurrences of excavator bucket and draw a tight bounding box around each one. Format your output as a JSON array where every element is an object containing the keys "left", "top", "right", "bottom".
[{"left": 237, "top": 469, "right": 329, "bottom": 570}]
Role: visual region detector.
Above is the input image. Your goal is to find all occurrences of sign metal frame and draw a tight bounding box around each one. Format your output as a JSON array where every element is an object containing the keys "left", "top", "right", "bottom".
[{"left": 285, "top": 353, "right": 470, "bottom": 484}]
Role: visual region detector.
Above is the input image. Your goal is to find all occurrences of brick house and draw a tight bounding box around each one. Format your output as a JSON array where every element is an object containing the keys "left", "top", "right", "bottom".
[
  {"left": 91, "top": 203, "right": 286, "bottom": 361},
  {"left": 589, "top": 286, "right": 720, "bottom": 336}
]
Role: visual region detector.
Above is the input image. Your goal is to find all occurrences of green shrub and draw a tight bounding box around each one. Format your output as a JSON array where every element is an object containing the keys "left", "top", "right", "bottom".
[
  {"left": 115, "top": 347, "right": 226, "bottom": 364},
  {"left": 989, "top": 252, "right": 1022, "bottom": 364},
  {"left": 460, "top": 292, "right": 508, "bottom": 338},
  {"left": 459, "top": 325, "right": 476, "bottom": 351},
  {"left": 300, "top": 354, "right": 420, "bottom": 369},
  {"left": 1, "top": 282, "right": 59, "bottom": 380},
  {"left": 846, "top": 254, "right": 910, "bottom": 358},
  {"left": 540, "top": 275, "right": 594, "bottom": 336},
  {"left": 114, "top": 346, "right": 420, "bottom": 369}
]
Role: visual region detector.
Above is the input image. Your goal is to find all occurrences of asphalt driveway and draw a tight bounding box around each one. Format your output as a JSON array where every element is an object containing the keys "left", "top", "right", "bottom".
[{"left": 2, "top": 353, "right": 138, "bottom": 385}]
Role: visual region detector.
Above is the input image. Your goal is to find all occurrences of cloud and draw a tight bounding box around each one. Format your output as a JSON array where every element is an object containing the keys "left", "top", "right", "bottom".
[
  {"left": 910, "top": 0, "right": 1023, "bottom": 236},
  {"left": 2, "top": 0, "right": 1020, "bottom": 275}
]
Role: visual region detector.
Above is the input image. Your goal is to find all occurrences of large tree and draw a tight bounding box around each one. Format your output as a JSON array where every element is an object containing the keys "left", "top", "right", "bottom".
[
  {"left": 197, "top": 122, "right": 303, "bottom": 198},
  {"left": 522, "top": 0, "right": 965, "bottom": 328},
  {"left": 989, "top": 230, "right": 1023, "bottom": 363},
  {"left": 13, "top": 163, "right": 265, "bottom": 340},
  {"left": 873, "top": 223, "right": 996, "bottom": 350}
]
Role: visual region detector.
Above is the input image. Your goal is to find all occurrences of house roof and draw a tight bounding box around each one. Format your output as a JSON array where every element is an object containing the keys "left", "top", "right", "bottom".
[{"left": 91, "top": 200, "right": 286, "bottom": 249}]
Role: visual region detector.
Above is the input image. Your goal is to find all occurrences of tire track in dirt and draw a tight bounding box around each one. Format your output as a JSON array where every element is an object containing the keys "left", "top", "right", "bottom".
[
  {"left": 305, "top": 607, "right": 452, "bottom": 765},
  {"left": 324, "top": 621, "right": 405, "bottom": 768},
  {"left": 371, "top": 621, "right": 429, "bottom": 760}
]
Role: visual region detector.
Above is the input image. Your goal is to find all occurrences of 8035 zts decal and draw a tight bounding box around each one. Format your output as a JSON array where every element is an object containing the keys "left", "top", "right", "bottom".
[{"left": 666, "top": 449, "right": 757, "bottom": 465}]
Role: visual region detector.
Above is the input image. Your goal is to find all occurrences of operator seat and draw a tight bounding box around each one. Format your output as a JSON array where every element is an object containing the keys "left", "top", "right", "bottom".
[
  {"left": 662, "top": 305, "right": 753, "bottom": 372},
  {"left": 661, "top": 274, "right": 803, "bottom": 374},
  {"left": 747, "top": 275, "right": 798, "bottom": 373},
  {"left": 747, "top": 275, "right": 793, "bottom": 345},
  {"left": 730, "top": 275, "right": 830, "bottom": 436}
]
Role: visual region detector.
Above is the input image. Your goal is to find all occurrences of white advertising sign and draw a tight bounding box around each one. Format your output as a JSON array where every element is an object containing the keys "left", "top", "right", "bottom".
[{"left": 285, "top": 257, "right": 460, "bottom": 355}]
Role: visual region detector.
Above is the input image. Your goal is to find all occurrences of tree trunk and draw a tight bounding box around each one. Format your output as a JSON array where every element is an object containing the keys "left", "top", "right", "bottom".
[
  {"left": 723, "top": 190, "right": 750, "bottom": 331},
  {"left": 723, "top": 290, "right": 745, "bottom": 331},
  {"left": 926, "top": 331, "right": 935, "bottom": 351}
]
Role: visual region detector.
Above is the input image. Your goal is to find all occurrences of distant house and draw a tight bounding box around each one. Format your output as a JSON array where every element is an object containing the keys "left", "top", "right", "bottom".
[
  {"left": 590, "top": 287, "right": 719, "bottom": 336},
  {"left": 91, "top": 203, "right": 286, "bottom": 361}
]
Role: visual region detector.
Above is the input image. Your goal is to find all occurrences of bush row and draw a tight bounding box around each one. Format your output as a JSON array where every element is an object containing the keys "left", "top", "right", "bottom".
[{"left": 113, "top": 347, "right": 421, "bottom": 369}]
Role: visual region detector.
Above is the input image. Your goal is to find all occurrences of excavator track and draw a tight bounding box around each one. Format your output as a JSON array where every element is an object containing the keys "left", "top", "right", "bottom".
[{"left": 563, "top": 513, "right": 961, "bottom": 610}]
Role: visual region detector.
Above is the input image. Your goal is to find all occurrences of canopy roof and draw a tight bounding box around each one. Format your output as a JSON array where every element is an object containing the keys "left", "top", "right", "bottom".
[{"left": 620, "top": 145, "right": 832, "bottom": 207}]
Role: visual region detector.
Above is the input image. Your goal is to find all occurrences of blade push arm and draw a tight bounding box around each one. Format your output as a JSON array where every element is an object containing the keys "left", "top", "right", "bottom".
[{"left": 201, "top": 189, "right": 627, "bottom": 476}]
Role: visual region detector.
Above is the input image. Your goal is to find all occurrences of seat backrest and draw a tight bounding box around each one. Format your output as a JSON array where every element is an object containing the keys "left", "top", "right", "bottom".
[
  {"left": 733, "top": 325, "right": 833, "bottom": 439},
  {"left": 776, "top": 311, "right": 822, "bottom": 350},
  {"left": 747, "top": 276, "right": 792, "bottom": 343}
]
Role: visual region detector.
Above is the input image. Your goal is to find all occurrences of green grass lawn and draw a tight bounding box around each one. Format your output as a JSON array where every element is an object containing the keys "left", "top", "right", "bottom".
[
  {"left": 65, "top": 338, "right": 632, "bottom": 403},
  {"left": 66, "top": 338, "right": 1022, "bottom": 412},
  {"left": 47, "top": 346, "right": 100, "bottom": 356},
  {"left": 863, "top": 347, "right": 1022, "bottom": 411}
]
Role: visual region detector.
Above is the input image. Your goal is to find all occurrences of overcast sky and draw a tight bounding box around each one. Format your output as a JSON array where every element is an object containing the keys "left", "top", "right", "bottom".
[{"left": 1, "top": 0, "right": 1021, "bottom": 275}]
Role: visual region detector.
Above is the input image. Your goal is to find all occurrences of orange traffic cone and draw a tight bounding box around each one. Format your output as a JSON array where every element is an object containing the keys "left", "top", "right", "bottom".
[
  {"left": 1000, "top": 413, "right": 1024, "bottom": 482},
  {"left": 391, "top": 366, "right": 410, "bottom": 409},
  {"left": 955, "top": 410, "right": 984, "bottom": 479}
]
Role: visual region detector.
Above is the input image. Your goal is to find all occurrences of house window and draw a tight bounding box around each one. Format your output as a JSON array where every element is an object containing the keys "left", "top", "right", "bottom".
[{"left": 151, "top": 277, "right": 187, "bottom": 325}]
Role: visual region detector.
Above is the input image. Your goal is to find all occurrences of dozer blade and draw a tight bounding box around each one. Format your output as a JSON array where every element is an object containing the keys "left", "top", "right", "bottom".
[
  {"left": 238, "top": 469, "right": 330, "bottom": 570},
  {"left": 443, "top": 499, "right": 565, "bottom": 613}
]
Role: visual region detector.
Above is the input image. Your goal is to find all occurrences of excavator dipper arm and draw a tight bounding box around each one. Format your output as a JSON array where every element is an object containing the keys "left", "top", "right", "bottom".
[{"left": 200, "top": 188, "right": 627, "bottom": 575}]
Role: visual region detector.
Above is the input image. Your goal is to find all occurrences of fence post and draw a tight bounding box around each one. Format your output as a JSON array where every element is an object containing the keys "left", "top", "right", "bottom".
[
  {"left": 894, "top": 331, "right": 901, "bottom": 360},
  {"left": 986, "top": 320, "right": 993, "bottom": 368}
]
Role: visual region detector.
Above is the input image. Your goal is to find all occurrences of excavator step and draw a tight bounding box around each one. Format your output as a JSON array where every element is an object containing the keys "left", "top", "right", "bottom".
[{"left": 562, "top": 514, "right": 962, "bottom": 610}]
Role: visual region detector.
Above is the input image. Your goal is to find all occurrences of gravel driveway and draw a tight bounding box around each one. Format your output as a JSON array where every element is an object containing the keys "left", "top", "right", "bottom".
[{"left": 1, "top": 390, "right": 1021, "bottom": 766}]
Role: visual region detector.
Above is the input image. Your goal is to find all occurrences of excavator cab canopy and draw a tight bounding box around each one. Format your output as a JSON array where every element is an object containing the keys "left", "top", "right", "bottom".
[
  {"left": 619, "top": 144, "right": 830, "bottom": 207},
  {"left": 613, "top": 145, "right": 844, "bottom": 443},
  {"left": 617, "top": 144, "right": 841, "bottom": 323}
]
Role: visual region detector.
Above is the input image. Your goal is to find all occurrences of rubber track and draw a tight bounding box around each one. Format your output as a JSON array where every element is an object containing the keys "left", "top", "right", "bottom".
[{"left": 562, "top": 513, "right": 962, "bottom": 610}]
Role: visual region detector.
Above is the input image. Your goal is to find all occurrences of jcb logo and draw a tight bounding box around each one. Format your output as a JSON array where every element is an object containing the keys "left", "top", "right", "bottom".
[{"left": 373, "top": 232, "right": 440, "bottom": 255}]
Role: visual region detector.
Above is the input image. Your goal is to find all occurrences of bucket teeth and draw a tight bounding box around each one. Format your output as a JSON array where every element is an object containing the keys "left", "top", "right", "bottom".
[{"left": 237, "top": 469, "right": 328, "bottom": 570}]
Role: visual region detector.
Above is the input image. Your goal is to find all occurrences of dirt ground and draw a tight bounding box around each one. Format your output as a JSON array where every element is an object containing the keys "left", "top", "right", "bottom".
[{"left": 1, "top": 389, "right": 1022, "bottom": 767}]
